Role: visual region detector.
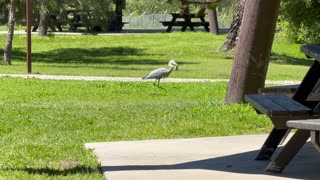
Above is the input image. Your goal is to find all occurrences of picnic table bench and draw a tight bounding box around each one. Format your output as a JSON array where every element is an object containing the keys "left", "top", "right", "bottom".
[
  {"left": 258, "top": 84, "right": 299, "bottom": 97},
  {"left": 66, "top": 10, "right": 128, "bottom": 32},
  {"left": 161, "top": 13, "right": 210, "bottom": 32},
  {"left": 20, "top": 15, "right": 65, "bottom": 32},
  {"left": 245, "top": 44, "right": 320, "bottom": 171},
  {"left": 287, "top": 119, "right": 320, "bottom": 152}
]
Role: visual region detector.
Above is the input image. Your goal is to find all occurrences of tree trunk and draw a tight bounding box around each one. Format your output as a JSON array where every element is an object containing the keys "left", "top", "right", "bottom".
[
  {"left": 219, "top": 0, "right": 245, "bottom": 51},
  {"left": 3, "top": 0, "right": 16, "bottom": 65},
  {"left": 38, "top": 0, "right": 49, "bottom": 36},
  {"left": 208, "top": 9, "right": 219, "bottom": 35},
  {"left": 225, "top": 0, "right": 281, "bottom": 103}
]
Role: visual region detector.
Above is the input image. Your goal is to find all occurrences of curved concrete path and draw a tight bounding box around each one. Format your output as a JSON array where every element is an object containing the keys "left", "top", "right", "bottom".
[{"left": 85, "top": 134, "right": 320, "bottom": 180}]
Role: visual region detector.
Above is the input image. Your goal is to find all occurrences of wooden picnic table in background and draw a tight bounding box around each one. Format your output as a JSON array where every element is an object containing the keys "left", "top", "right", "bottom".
[
  {"left": 20, "top": 15, "right": 65, "bottom": 32},
  {"left": 160, "top": 13, "right": 210, "bottom": 32}
]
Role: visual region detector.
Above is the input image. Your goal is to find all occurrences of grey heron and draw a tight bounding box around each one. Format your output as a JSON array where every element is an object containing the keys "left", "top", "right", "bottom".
[{"left": 142, "top": 60, "right": 179, "bottom": 87}]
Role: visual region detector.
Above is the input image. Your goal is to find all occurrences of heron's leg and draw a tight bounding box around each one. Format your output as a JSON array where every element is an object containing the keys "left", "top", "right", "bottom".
[
  {"left": 158, "top": 79, "right": 160, "bottom": 87},
  {"left": 153, "top": 79, "right": 157, "bottom": 86}
]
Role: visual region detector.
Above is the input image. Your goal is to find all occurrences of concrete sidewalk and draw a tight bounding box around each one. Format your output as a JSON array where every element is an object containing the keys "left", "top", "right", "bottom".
[{"left": 85, "top": 134, "right": 320, "bottom": 180}]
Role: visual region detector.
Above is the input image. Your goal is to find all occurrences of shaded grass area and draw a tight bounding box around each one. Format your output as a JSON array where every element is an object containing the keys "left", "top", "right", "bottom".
[
  {"left": 0, "top": 77, "right": 271, "bottom": 179},
  {"left": 0, "top": 32, "right": 314, "bottom": 80},
  {"left": 0, "top": 33, "right": 233, "bottom": 79}
]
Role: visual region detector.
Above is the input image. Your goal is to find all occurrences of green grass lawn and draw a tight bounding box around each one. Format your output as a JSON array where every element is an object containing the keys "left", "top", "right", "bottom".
[
  {"left": 0, "top": 32, "right": 311, "bottom": 179},
  {"left": 0, "top": 32, "right": 313, "bottom": 81},
  {"left": 0, "top": 77, "right": 271, "bottom": 179}
]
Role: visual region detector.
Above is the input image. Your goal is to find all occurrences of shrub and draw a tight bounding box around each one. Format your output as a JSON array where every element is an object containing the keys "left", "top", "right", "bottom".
[{"left": 278, "top": 0, "right": 320, "bottom": 43}]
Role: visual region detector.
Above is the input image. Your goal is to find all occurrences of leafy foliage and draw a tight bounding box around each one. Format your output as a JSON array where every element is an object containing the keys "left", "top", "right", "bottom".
[
  {"left": 0, "top": 0, "right": 114, "bottom": 30},
  {"left": 278, "top": 0, "right": 320, "bottom": 43},
  {"left": 62, "top": 0, "right": 114, "bottom": 30},
  {"left": 124, "top": 0, "right": 235, "bottom": 16},
  {"left": 125, "top": 0, "right": 180, "bottom": 14}
]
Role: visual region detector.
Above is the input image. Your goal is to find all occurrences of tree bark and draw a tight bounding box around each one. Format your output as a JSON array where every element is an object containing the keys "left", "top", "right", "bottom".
[
  {"left": 3, "top": 0, "right": 16, "bottom": 65},
  {"left": 225, "top": 0, "right": 281, "bottom": 103},
  {"left": 208, "top": 9, "right": 219, "bottom": 35},
  {"left": 38, "top": 0, "right": 49, "bottom": 36},
  {"left": 219, "top": 0, "right": 245, "bottom": 51}
]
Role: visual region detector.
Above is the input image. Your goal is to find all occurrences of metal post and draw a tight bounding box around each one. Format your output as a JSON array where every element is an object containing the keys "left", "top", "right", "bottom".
[{"left": 26, "top": 0, "right": 32, "bottom": 73}]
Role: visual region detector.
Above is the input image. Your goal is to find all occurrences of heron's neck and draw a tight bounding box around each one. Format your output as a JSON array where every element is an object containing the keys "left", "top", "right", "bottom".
[{"left": 167, "top": 66, "right": 174, "bottom": 76}]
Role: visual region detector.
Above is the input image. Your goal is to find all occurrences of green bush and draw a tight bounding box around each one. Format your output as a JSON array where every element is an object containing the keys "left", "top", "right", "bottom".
[{"left": 278, "top": 0, "right": 320, "bottom": 43}]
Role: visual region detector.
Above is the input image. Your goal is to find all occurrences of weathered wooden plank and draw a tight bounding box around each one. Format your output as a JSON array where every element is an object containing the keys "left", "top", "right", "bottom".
[
  {"left": 300, "top": 44, "right": 320, "bottom": 61},
  {"left": 311, "top": 131, "right": 320, "bottom": 152},
  {"left": 292, "top": 60, "right": 320, "bottom": 109},
  {"left": 258, "top": 84, "right": 299, "bottom": 95},
  {"left": 287, "top": 119, "right": 320, "bottom": 152},
  {"left": 307, "top": 78, "right": 320, "bottom": 101},
  {"left": 245, "top": 94, "right": 290, "bottom": 116},
  {"left": 267, "top": 95, "right": 311, "bottom": 116},
  {"left": 245, "top": 94, "right": 311, "bottom": 117},
  {"left": 161, "top": 21, "right": 209, "bottom": 27},
  {"left": 287, "top": 119, "right": 320, "bottom": 131}
]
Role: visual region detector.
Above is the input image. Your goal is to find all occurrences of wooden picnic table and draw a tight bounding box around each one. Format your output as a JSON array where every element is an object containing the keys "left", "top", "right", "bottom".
[
  {"left": 259, "top": 44, "right": 320, "bottom": 173},
  {"left": 66, "top": 9, "right": 128, "bottom": 32},
  {"left": 245, "top": 44, "right": 320, "bottom": 174},
  {"left": 21, "top": 15, "right": 65, "bottom": 32},
  {"left": 160, "top": 13, "right": 210, "bottom": 32}
]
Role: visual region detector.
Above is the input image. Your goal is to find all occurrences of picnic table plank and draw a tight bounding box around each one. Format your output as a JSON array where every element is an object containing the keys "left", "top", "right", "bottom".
[
  {"left": 268, "top": 95, "right": 311, "bottom": 115},
  {"left": 292, "top": 61, "right": 320, "bottom": 109},
  {"left": 307, "top": 78, "right": 320, "bottom": 101},
  {"left": 287, "top": 119, "right": 320, "bottom": 131},
  {"left": 244, "top": 94, "right": 311, "bottom": 117},
  {"left": 300, "top": 44, "right": 320, "bottom": 60},
  {"left": 258, "top": 84, "right": 299, "bottom": 97}
]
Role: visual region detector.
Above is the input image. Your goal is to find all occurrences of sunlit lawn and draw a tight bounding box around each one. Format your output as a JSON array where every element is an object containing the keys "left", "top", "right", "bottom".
[
  {"left": 0, "top": 77, "right": 271, "bottom": 179},
  {"left": 0, "top": 31, "right": 312, "bottom": 81},
  {"left": 0, "top": 31, "right": 312, "bottom": 179}
]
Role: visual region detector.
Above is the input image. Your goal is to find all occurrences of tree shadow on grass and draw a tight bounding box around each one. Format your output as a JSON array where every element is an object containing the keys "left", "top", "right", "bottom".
[
  {"left": 3, "top": 165, "right": 101, "bottom": 176},
  {"left": 10, "top": 47, "right": 199, "bottom": 66},
  {"left": 270, "top": 52, "right": 313, "bottom": 66},
  {"left": 13, "top": 46, "right": 159, "bottom": 64}
]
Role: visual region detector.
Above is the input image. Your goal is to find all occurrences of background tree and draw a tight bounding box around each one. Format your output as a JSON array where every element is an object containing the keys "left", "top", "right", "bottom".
[
  {"left": 225, "top": 0, "right": 281, "bottom": 103},
  {"left": 3, "top": 0, "right": 16, "bottom": 65},
  {"left": 0, "top": 1, "right": 9, "bottom": 24},
  {"left": 219, "top": 0, "right": 245, "bottom": 51},
  {"left": 38, "top": 0, "right": 49, "bottom": 36},
  {"left": 125, "top": 0, "right": 179, "bottom": 14}
]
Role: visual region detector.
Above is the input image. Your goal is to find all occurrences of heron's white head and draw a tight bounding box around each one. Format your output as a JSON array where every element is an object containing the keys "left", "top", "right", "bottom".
[{"left": 168, "top": 60, "right": 179, "bottom": 70}]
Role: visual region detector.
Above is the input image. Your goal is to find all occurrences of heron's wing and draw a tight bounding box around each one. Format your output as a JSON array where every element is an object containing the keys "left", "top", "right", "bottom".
[{"left": 142, "top": 68, "right": 168, "bottom": 79}]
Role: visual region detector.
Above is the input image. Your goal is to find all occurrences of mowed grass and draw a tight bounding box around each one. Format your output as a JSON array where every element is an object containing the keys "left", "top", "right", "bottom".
[
  {"left": 0, "top": 32, "right": 313, "bottom": 81},
  {"left": 0, "top": 77, "right": 271, "bottom": 179},
  {"left": 0, "top": 31, "right": 312, "bottom": 178}
]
